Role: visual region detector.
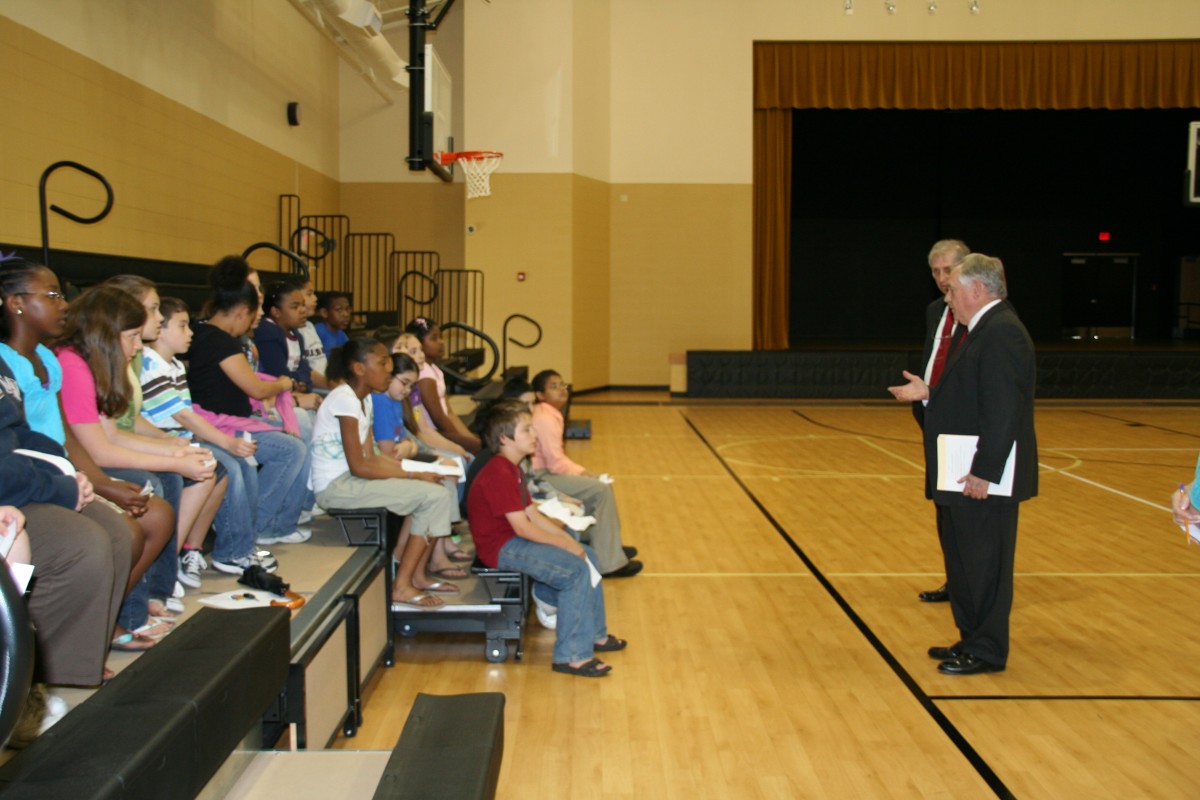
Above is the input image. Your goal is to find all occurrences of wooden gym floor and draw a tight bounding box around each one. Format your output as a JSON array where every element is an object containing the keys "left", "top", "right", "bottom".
[{"left": 334, "top": 395, "right": 1200, "bottom": 799}]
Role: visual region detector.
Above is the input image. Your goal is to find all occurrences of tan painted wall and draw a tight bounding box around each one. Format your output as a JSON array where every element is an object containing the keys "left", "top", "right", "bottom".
[
  {"left": 2, "top": 0, "right": 340, "bottom": 179},
  {"left": 0, "top": 17, "right": 338, "bottom": 269},
  {"left": 339, "top": 182, "right": 466, "bottom": 270},
  {"left": 571, "top": 175, "right": 611, "bottom": 390},
  {"left": 463, "top": 173, "right": 574, "bottom": 380}
]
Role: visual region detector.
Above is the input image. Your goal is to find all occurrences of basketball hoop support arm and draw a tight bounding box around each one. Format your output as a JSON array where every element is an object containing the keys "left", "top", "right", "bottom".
[{"left": 406, "top": 0, "right": 457, "bottom": 181}]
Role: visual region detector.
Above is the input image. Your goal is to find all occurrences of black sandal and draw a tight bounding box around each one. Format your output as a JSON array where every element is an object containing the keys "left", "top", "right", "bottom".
[
  {"left": 551, "top": 658, "right": 611, "bottom": 677},
  {"left": 593, "top": 634, "right": 627, "bottom": 652}
]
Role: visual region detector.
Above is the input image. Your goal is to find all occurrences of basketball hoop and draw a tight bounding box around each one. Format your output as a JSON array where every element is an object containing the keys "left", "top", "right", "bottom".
[{"left": 435, "top": 150, "right": 503, "bottom": 199}]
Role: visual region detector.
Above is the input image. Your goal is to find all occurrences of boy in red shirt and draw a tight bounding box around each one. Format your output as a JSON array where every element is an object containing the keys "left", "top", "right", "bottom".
[{"left": 468, "top": 400, "right": 626, "bottom": 677}]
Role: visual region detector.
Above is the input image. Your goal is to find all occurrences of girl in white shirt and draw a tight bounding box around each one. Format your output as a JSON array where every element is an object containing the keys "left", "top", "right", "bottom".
[{"left": 311, "top": 338, "right": 457, "bottom": 608}]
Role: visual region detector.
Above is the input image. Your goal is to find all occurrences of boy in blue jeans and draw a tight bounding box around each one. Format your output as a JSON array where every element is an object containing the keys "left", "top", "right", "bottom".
[{"left": 467, "top": 400, "right": 626, "bottom": 677}]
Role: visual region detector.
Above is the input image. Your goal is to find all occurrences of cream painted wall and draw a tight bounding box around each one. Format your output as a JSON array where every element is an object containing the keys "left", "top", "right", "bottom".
[
  {"left": 608, "top": 0, "right": 1200, "bottom": 184},
  {"left": 339, "top": 7, "right": 464, "bottom": 186},
  {"left": 2, "top": 0, "right": 341, "bottom": 179}
]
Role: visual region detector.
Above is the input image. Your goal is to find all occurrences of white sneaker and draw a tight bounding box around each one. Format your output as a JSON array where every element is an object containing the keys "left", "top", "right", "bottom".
[
  {"left": 532, "top": 593, "right": 557, "bottom": 630},
  {"left": 41, "top": 695, "right": 69, "bottom": 734},
  {"left": 297, "top": 509, "right": 313, "bottom": 526},
  {"left": 172, "top": 580, "right": 186, "bottom": 599},
  {"left": 256, "top": 527, "right": 311, "bottom": 546},
  {"left": 165, "top": 596, "right": 185, "bottom": 614},
  {"left": 211, "top": 553, "right": 279, "bottom": 574},
  {"left": 178, "top": 549, "right": 206, "bottom": 589},
  {"left": 310, "top": 504, "right": 326, "bottom": 518}
]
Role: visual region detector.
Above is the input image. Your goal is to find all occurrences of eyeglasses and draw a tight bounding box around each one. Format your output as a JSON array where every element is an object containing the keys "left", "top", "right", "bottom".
[{"left": 13, "top": 291, "right": 65, "bottom": 301}]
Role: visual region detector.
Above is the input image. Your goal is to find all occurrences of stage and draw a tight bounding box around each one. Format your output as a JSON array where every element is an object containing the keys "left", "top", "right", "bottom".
[{"left": 685, "top": 340, "right": 1200, "bottom": 400}]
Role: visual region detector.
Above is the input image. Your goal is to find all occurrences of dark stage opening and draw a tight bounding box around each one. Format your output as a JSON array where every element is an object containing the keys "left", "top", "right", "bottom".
[{"left": 789, "top": 108, "right": 1200, "bottom": 346}]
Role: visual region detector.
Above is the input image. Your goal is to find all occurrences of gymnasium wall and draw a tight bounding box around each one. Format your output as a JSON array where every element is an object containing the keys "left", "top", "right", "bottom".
[
  {"left": 465, "top": 0, "right": 1200, "bottom": 388},
  {"left": 0, "top": 3, "right": 340, "bottom": 273},
  {"left": 4, "top": 1, "right": 1200, "bottom": 390}
]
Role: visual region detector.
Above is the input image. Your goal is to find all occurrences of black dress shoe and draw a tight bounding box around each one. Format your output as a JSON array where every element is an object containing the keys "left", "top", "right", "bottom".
[
  {"left": 919, "top": 583, "right": 950, "bottom": 603},
  {"left": 937, "top": 653, "right": 1005, "bottom": 675},
  {"left": 604, "top": 559, "right": 643, "bottom": 578},
  {"left": 927, "top": 644, "right": 962, "bottom": 661},
  {"left": 622, "top": 546, "right": 638, "bottom": 559}
]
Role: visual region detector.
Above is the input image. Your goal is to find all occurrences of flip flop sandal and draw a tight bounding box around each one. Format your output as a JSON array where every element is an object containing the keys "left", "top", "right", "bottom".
[
  {"left": 110, "top": 633, "right": 156, "bottom": 652},
  {"left": 593, "top": 634, "right": 627, "bottom": 652},
  {"left": 551, "top": 658, "right": 610, "bottom": 678},
  {"left": 422, "top": 581, "right": 460, "bottom": 594},
  {"left": 427, "top": 566, "right": 469, "bottom": 580},
  {"left": 134, "top": 620, "right": 174, "bottom": 639},
  {"left": 392, "top": 593, "right": 445, "bottom": 609}
]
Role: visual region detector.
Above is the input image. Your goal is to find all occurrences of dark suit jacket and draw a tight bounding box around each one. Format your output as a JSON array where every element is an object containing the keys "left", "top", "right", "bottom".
[{"left": 922, "top": 300, "right": 1038, "bottom": 505}]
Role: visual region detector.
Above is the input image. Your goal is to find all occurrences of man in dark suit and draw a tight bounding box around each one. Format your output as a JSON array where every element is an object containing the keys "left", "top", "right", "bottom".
[
  {"left": 894, "top": 254, "right": 1038, "bottom": 675},
  {"left": 905, "top": 239, "right": 970, "bottom": 604}
]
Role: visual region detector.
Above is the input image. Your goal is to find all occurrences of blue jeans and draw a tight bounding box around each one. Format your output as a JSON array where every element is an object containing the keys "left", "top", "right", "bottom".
[
  {"left": 497, "top": 540, "right": 606, "bottom": 664},
  {"left": 106, "top": 468, "right": 181, "bottom": 631},
  {"left": 248, "top": 429, "right": 310, "bottom": 540},
  {"left": 208, "top": 444, "right": 258, "bottom": 562}
]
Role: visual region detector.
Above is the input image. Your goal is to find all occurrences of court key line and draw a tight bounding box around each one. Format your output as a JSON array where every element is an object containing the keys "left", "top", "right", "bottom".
[{"left": 1038, "top": 461, "right": 1172, "bottom": 513}]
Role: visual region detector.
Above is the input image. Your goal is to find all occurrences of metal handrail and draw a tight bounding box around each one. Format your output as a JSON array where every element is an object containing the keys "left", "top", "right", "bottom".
[
  {"left": 438, "top": 321, "right": 499, "bottom": 391},
  {"left": 398, "top": 270, "right": 438, "bottom": 309},
  {"left": 39, "top": 161, "right": 114, "bottom": 267},
  {"left": 502, "top": 313, "right": 543, "bottom": 372},
  {"left": 242, "top": 242, "right": 310, "bottom": 280}
]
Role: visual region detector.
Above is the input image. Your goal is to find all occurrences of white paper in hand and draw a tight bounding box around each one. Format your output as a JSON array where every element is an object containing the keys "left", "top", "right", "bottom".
[
  {"left": 936, "top": 435, "right": 1015, "bottom": 496},
  {"left": 598, "top": 473, "right": 614, "bottom": 485}
]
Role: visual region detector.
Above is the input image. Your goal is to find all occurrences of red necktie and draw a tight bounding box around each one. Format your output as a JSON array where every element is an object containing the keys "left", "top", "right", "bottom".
[{"left": 929, "top": 308, "right": 955, "bottom": 388}]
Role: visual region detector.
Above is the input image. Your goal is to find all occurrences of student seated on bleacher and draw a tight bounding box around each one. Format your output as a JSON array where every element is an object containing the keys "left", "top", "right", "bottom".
[
  {"left": 254, "top": 277, "right": 323, "bottom": 442},
  {"left": 140, "top": 297, "right": 276, "bottom": 581},
  {"left": 185, "top": 278, "right": 312, "bottom": 548},
  {"left": 529, "top": 369, "right": 641, "bottom": 577},
  {"left": 314, "top": 291, "right": 352, "bottom": 356},
  {"left": 405, "top": 318, "right": 482, "bottom": 455},
  {"left": 373, "top": 350, "right": 474, "bottom": 578},
  {"left": 468, "top": 400, "right": 627, "bottom": 677},
  {"left": 311, "top": 338, "right": 459, "bottom": 608}
]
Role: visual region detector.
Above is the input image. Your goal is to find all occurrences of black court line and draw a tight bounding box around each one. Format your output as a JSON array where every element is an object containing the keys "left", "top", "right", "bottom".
[
  {"left": 1081, "top": 410, "right": 1200, "bottom": 441},
  {"left": 680, "top": 411, "right": 1016, "bottom": 800},
  {"left": 932, "top": 695, "right": 1200, "bottom": 702}
]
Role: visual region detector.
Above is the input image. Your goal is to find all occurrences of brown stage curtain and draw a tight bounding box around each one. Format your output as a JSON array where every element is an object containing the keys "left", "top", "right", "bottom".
[
  {"left": 753, "top": 109, "right": 792, "bottom": 351},
  {"left": 751, "top": 40, "right": 1200, "bottom": 349}
]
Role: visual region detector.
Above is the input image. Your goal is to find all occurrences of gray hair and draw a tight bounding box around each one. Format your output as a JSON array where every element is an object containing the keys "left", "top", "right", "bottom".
[
  {"left": 956, "top": 253, "right": 1007, "bottom": 299},
  {"left": 928, "top": 239, "right": 970, "bottom": 267}
]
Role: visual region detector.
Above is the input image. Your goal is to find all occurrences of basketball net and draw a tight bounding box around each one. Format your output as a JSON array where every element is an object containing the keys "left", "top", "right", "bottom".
[{"left": 436, "top": 151, "right": 503, "bottom": 199}]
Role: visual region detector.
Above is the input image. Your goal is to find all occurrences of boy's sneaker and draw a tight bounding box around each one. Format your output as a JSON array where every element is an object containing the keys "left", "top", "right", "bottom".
[
  {"left": 211, "top": 552, "right": 279, "bottom": 575},
  {"left": 254, "top": 549, "right": 279, "bottom": 571},
  {"left": 165, "top": 596, "right": 185, "bottom": 614},
  {"left": 256, "top": 527, "right": 311, "bottom": 546},
  {"left": 297, "top": 509, "right": 313, "bottom": 526},
  {"left": 178, "top": 549, "right": 206, "bottom": 589}
]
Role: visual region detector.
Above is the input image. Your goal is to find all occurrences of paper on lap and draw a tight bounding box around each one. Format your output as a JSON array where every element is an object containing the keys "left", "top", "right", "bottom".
[{"left": 538, "top": 498, "right": 597, "bottom": 532}]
